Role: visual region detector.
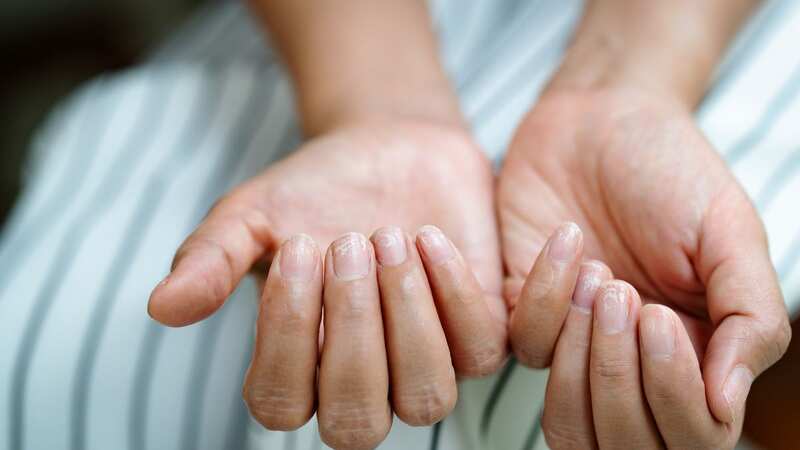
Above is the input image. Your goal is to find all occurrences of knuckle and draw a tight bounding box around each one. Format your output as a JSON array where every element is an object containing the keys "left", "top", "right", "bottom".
[
  {"left": 243, "top": 383, "right": 311, "bottom": 431},
  {"left": 393, "top": 379, "right": 457, "bottom": 426},
  {"left": 176, "top": 236, "right": 235, "bottom": 300},
  {"left": 512, "top": 343, "right": 551, "bottom": 369},
  {"left": 265, "top": 299, "right": 316, "bottom": 336},
  {"left": 770, "top": 317, "right": 792, "bottom": 361},
  {"left": 335, "top": 288, "right": 380, "bottom": 322},
  {"left": 541, "top": 412, "right": 592, "bottom": 450},
  {"left": 318, "top": 404, "right": 390, "bottom": 450},
  {"left": 455, "top": 343, "right": 507, "bottom": 377},
  {"left": 750, "top": 316, "right": 792, "bottom": 368},
  {"left": 591, "top": 357, "right": 636, "bottom": 383}
]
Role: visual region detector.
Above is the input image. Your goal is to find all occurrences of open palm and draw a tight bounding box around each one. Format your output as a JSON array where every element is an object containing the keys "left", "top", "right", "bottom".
[
  {"left": 498, "top": 88, "right": 789, "bottom": 426},
  {"left": 150, "top": 119, "right": 505, "bottom": 326},
  {"left": 147, "top": 119, "right": 508, "bottom": 448}
]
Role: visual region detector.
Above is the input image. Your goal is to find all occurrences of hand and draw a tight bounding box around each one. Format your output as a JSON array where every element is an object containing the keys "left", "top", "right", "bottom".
[
  {"left": 147, "top": 119, "right": 508, "bottom": 449},
  {"left": 498, "top": 88, "right": 791, "bottom": 448}
]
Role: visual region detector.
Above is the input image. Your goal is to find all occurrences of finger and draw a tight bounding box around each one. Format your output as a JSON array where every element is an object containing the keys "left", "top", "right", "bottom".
[
  {"left": 640, "top": 304, "right": 736, "bottom": 448},
  {"left": 148, "top": 192, "right": 274, "bottom": 326},
  {"left": 542, "top": 261, "right": 611, "bottom": 449},
  {"left": 243, "top": 234, "right": 322, "bottom": 430},
  {"left": 416, "top": 225, "right": 507, "bottom": 377},
  {"left": 590, "top": 281, "right": 661, "bottom": 449},
  {"left": 697, "top": 208, "right": 792, "bottom": 424},
  {"left": 509, "top": 222, "right": 583, "bottom": 368},
  {"left": 371, "top": 227, "right": 457, "bottom": 426},
  {"left": 317, "top": 233, "right": 392, "bottom": 450}
]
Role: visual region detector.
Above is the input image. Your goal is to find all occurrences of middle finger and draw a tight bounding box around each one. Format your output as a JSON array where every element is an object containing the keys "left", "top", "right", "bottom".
[
  {"left": 317, "top": 233, "right": 392, "bottom": 450},
  {"left": 543, "top": 261, "right": 611, "bottom": 449}
]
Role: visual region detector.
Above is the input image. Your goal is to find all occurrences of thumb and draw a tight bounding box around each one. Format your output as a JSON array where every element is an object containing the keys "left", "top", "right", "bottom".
[
  {"left": 148, "top": 191, "right": 275, "bottom": 327},
  {"left": 698, "top": 203, "right": 791, "bottom": 424}
]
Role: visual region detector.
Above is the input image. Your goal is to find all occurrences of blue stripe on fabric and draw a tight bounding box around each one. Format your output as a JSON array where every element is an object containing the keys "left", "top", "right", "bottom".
[
  {"left": 471, "top": 25, "right": 568, "bottom": 124},
  {"left": 0, "top": 80, "right": 100, "bottom": 246},
  {"left": 520, "top": 406, "right": 544, "bottom": 450},
  {"left": 123, "top": 64, "right": 240, "bottom": 449},
  {"left": 455, "top": 0, "right": 543, "bottom": 92},
  {"left": 179, "top": 64, "right": 278, "bottom": 450},
  {"left": 755, "top": 147, "right": 800, "bottom": 209},
  {"left": 128, "top": 322, "right": 163, "bottom": 450},
  {"left": 428, "top": 419, "right": 444, "bottom": 450},
  {"left": 221, "top": 124, "right": 300, "bottom": 450},
  {"left": 0, "top": 80, "right": 117, "bottom": 303},
  {"left": 480, "top": 358, "right": 518, "bottom": 441},
  {"left": 8, "top": 70, "right": 166, "bottom": 450},
  {"left": 778, "top": 232, "right": 800, "bottom": 280},
  {"left": 724, "top": 62, "right": 800, "bottom": 165},
  {"left": 68, "top": 65, "right": 233, "bottom": 450},
  {"left": 701, "top": 0, "right": 798, "bottom": 109}
]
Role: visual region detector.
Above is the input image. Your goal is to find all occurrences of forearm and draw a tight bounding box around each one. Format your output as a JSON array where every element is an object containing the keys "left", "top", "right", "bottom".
[
  {"left": 546, "top": 0, "right": 760, "bottom": 108},
  {"left": 248, "top": 0, "right": 462, "bottom": 136}
]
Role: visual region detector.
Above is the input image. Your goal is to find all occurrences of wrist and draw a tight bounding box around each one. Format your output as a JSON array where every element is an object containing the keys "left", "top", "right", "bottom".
[
  {"left": 544, "top": 0, "right": 758, "bottom": 109},
  {"left": 298, "top": 74, "right": 465, "bottom": 137},
  {"left": 250, "top": 0, "right": 464, "bottom": 137}
]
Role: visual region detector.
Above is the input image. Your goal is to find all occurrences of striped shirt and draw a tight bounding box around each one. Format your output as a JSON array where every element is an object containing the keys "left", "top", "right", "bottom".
[{"left": 0, "top": 1, "right": 798, "bottom": 449}]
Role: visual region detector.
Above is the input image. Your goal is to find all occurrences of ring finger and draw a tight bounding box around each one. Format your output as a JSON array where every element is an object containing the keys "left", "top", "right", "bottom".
[{"left": 372, "top": 226, "right": 457, "bottom": 426}]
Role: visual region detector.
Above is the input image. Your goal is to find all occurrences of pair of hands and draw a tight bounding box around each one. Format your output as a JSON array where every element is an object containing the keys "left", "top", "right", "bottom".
[{"left": 147, "top": 88, "right": 791, "bottom": 449}]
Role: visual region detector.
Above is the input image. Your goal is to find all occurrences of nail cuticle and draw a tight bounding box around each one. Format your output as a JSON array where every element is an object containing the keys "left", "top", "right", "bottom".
[{"left": 332, "top": 233, "right": 370, "bottom": 280}]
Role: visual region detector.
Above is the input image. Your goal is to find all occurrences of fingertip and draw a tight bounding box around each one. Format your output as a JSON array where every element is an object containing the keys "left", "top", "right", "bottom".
[
  {"left": 597, "top": 279, "right": 641, "bottom": 305},
  {"left": 370, "top": 226, "right": 408, "bottom": 267},
  {"left": 581, "top": 259, "right": 612, "bottom": 278},
  {"left": 416, "top": 224, "right": 456, "bottom": 266},
  {"left": 146, "top": 271, "right": 221, "bottom": 327},
  {"left": 702, "top": 312, "right": 787, "bottom": 425},
  {"left": 593, "top": 280, "right": 640, "bottom": 335},
  {"left": 326, "top": 232, "right": 374, "bottom": 281},
  {"left": 546, "top": 222, "right": 583, "bottom": 264},
  {"left": 638, "top": 304, "right": 677, "bottom": 359},
  {"left": 277, "top": 233, "right": 321, "bottom": 281}
]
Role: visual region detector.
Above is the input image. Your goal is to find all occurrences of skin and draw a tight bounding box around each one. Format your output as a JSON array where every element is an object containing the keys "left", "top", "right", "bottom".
[
  {"left": 148, "top": 2, "right": 506, "bottom": 448},
  {"left": 147, "top": 123, "right": 508, "bottom": 448},
  {"left": 146, "top": 0, "right": 794, "bottom": 448},
  {"left": 504, "top": 1, "right": 791, "bottom": 448}
]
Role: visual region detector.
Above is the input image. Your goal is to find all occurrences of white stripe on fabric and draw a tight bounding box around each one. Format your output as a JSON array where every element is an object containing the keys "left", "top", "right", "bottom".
[
  {"left": 9, "top": 68, "right": 176, "bottom": 450},
  {"left": 118, "top": 65, "right": 260, "bottom": 450},
  {"left": 0, "top": 81, "right": 102, "bottom": 249},
  {"left": 71, "top": 67, "right": 214, "bottom": 450},
  {"left": 0, "top": 73, "right": 154, "bottom": 449}
]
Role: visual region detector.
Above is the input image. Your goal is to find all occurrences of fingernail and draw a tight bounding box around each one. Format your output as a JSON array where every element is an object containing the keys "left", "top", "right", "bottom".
[
  {"left": 372, "top": 227, "right": 407, "bottom": 267},
  {"left": 548, "top": 222, "right": 582, "bottom": 263},
  {"left": 596, "top": 283, "right": 629, "bottom": 335},
  {"left": 723, "top": 365, "right": 754, "bottom": 423},
  {"left": 418, "top": 225, "right": 455, "bottom": 265},
  {"left": 279, "top": 234, "right": 317, "bottom": 281},
  {"left": 572, "top": 263, "right": 604, "bottom": 311},
  {"left": 641, "top": 306, "right": 675, "bottom": 357},
  {"left": 332, "top": 233, "right": 370, "bottom": 280}
]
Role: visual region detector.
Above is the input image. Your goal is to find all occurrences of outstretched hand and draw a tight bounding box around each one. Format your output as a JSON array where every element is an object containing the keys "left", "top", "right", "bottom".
[
  {"left": 147, "top": 119, "right": 507, "bottom": 449},
  {"left": 500, "top": 88, "right": 791, "bottom": 448}
]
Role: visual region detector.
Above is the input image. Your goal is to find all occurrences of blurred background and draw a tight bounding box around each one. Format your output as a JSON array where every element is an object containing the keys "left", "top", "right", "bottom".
[
  {"left": 0, "top": 0, "right": 205, "bottom": 227},
  {"left": 0, "top": 1, "right": 798, "bottom": 449}
]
